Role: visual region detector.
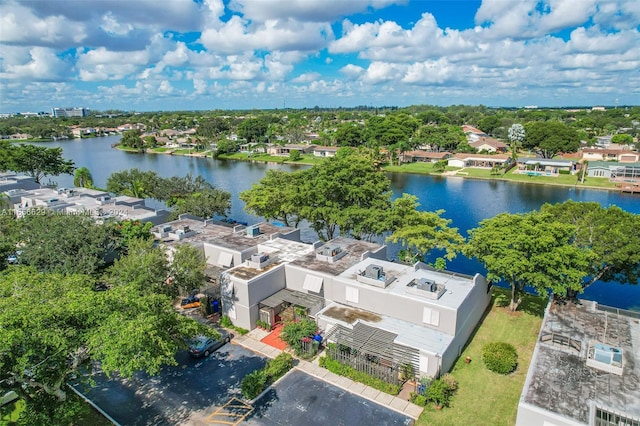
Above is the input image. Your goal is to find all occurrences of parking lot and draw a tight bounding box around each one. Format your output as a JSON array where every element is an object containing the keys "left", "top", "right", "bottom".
[
  {"left": 243, "top": 369, "right": 414, "bottom": 426},
  {"left": 74, "top": 342, "right": 267, "bottom": 425}
]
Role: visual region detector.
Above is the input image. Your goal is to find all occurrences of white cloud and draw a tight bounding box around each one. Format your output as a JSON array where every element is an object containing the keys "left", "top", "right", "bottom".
[
  {"left": 228, "top": 0, "right": 404, "bottom": 22},
  {"left": 0, "top": 46, "right": 71, "bottom": 81},
  {"left": 291, "top": 72, "right": 321, "bottom": 83},
  {"left": 340, "top": 64, "right": 365, "bottom": 79},
  {"left": 199, "top": 16, "right": 333, "bottom": 54}
]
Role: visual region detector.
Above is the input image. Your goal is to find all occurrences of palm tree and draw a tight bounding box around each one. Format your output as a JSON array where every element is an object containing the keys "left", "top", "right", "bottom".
[{"left": 73, "top": 167, "right": 94, "bottom": 188}]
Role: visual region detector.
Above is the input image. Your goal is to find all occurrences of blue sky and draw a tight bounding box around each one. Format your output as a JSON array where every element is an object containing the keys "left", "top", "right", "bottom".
[{"left": 1, "top": 0, "right": 639, "bottom": 113}]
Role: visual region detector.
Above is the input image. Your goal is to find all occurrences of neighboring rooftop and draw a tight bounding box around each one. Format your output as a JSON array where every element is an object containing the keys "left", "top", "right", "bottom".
[
  {"left": 151, "top": 216, "right": 235, "bottom": 247},
  {"left": 290, "top": 237, "right": 386, "bottom": 276},
  {"left": 521, "top": 301, "right": 640, "bottom": 424},
  {"left": 0, "top": 173, "right": 40, "bottom": 192},
  {"left": 210, "top": 222, "right": 297, "bottom": 251}
]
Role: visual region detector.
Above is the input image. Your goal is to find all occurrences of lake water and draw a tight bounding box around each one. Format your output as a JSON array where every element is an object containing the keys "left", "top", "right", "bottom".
[{"left": 32, "top": 136, "right": 640, "bottom": 310}]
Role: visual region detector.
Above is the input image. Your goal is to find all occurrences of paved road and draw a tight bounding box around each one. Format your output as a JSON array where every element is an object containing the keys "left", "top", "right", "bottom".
[
  {"left": 73, "top": 343, "right": 267, "bottom": 425},
  {"left": 245, "top": 369, "right": 414, "bottom": 426}
]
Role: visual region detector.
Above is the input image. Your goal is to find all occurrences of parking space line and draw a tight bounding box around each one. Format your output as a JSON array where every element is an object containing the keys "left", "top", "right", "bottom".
[{"left": 205, "top": 397, "right": 253, "bottom": 425}]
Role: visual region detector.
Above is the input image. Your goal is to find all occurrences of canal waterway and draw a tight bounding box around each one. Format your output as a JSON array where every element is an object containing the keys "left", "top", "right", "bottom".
[{"left": 32, "top": 136, "right": 640, "bottom": 310}]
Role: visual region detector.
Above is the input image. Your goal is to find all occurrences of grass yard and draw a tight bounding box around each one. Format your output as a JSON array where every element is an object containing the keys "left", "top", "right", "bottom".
[
  {"left": 417, "top": 288, "right": 546, "bottom": 426},
  {"left": 384, "top": 162, "right": 436, "bottom": 174}
]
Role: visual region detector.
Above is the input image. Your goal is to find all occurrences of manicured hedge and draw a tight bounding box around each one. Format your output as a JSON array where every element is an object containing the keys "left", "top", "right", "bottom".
[
  {"left": 240, "top": 352, "right": 294, "bottom": 399},
  {"left": 482, "top": 342, "right": 518, "bottom": 375}
]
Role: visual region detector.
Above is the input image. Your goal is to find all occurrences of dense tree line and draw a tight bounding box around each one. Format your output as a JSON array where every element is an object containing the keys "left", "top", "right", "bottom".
[
  {"left": 0, "top": 211, "right": 211, "bottom": 423},
  {"left": 0, "top": 141, "right": 75, "bottom": 183}
]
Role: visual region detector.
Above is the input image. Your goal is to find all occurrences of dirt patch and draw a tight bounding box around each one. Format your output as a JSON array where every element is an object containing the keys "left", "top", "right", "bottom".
[{"left": 322, "top": 306, "right": 382, "bottom": 324}]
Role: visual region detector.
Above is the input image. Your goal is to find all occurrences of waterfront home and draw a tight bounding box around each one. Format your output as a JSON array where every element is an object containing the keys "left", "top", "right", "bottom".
[
  {"left": 587, "top": 161, "right": 640, "bottom": 184},
  {"left": 400, "top": 150, "right": 452, "bottom": 163},
  {"left": 447, "top": 153, "right": 510, "bottom": 168},
  {"left": 462, "top": 125, "right": 487, "bottom": 143},
  {"left": 313, "top": 146, "right": 339, "bottom": 158},
  {"left": 516, "top": 301, "right": 640, "bottom": 426},
  {"left": 515, "top": 158, "right": 575, "bottom": 176},
  {"left": 581, "top": 148, "right": 640, "bottom": 163},
  {"left": 267, "top": 144, "right": 316, "bottom": 156}
]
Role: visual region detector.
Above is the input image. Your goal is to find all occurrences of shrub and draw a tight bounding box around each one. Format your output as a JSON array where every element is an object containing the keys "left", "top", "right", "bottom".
[
  {"left": 240, "top": 353, "right": 294, "bottom": 400},
  {"left": 409, "top": 392, "right": 428, "bottom": 406},
  {"left": 240, "top": 370, "right": 267, "bottom": 399},
  {"left": 440, "top": 373, "right": 458, "bottom": 392},
  {"left": 264, "top": 353, "right": 293, "bottom": 382},
  {"left": 425, "top": 378, "right": 451, "bottom": 408},
  {"left": 280, "top": 319, "right": 317, "bottom": 355},
  {"left": 482, "top": 342, "right": 518, "bottom": 375},
  {"left": 318, "top": 356, "right": 401, "bottom": 395}
]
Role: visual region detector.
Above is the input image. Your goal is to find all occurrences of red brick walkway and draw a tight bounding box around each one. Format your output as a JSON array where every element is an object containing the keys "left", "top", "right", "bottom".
[{"left": 260, "top": 323, "right": 288, "bottom": 350}]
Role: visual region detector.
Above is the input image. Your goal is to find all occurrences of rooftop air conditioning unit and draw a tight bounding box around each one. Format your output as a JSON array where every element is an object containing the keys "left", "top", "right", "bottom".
[
  {"left": 246, "top": 225, "right": 260, "bottom": 237},
  {"left": 321, "top": 244, "right": 341, "bottom": 257},
  {"left": 417, "top": 278, "right": 438, "bottom": 292},
  {"left": 365, "top": 264, "right": 383, "bottom": 279},
  {"left": 182, "top": 225, "right": 191, "bottom": 233},
  {"left": 251, "top": 253, "right": 269, "bottom": 263}
]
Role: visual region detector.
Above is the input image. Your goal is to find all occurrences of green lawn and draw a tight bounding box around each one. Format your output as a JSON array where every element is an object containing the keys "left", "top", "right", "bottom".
[
  {"left": 417, "top": 288, "right": 546, "bottom": 426},
  {"left": 217, "top": 152, "right": 322, "bottom": 165},
  {"left": 384, "top": 162, "right": 436, "bottom": 174}
]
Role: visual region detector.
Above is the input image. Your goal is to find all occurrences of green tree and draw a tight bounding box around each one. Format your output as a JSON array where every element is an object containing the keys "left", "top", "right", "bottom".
[
  {"left": 120, "top": 129, "right": 144, "bottom": 150},
  {"left": 611, "top": 133, "right": 633, "bottom": 145},
  {"left": 106, "top": 168, "right": 160, "bottom": 199},
  {"left": 523, "top": 121, "right": 580, "bottom": 158},
  {"left": 464, "top": 211, "right": 595, "bottom": 311},
  {"left": 0, "top": 215, "right": 18, "bottom": 271},
  {"left": 334, "top": 123, "right": 364, "bottom": 147},
  {"left": 289, "top": 149, "right": 301, "bottom": 161},
  {"left": 240, "top": 169, "right": 305, "bottom": 227},
  {"left": 73, "top": 166, "right": 94, "bottom": 188},
  {"left": 299, "top": 149, "right": 392, "bottom": 240},
  {"left": 237, "top": 118, "right": 268, "bottom": 143},
  {"left": 386, "top": 194, "right": 464, "bottom": 263},
  {"left": 0, "top": 267, "right": 211, "bottom": 421},
  {"left": 169, "top": 243, "right": 206, "bottom": 296},
  {"left": 116, "top": 219, "right": 153, "bottom": 248},
  {"left": 540, "top": 201, "right": 640, "bottom": 290},
  {"left": 16, "top": 214, "right": 119, "bottom": 276},
  {"left": 173, "top": 187, "right": 231, "bottom": 219},
  {"left": 3, "top": 144, "right": 75, "bottom": 183},
  {"left": 108, "top": 237, "right": 171, "bottom": 295}
]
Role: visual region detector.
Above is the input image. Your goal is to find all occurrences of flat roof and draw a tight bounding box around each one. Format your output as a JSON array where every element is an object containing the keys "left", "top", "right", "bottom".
[
  {"left": 226, "top": 238, "right": 314, "bottom": 280},
  {"left": 338, "top": 258, "right": 478, "bottom": 310},
  {"left": 209, "top": 222, "right": 297, "bottom": 251},
  {"left": 318, "top": 302, "right": 454, "bottom": 355},
  {"left": 290, "top": 237, "right": 386, "bottom": 276},
  {"left": 521, "top": 301, "right": 640, "bottom": 423},
  {"left": 152, "top": 217, "right": 234, "bottom": 246}
]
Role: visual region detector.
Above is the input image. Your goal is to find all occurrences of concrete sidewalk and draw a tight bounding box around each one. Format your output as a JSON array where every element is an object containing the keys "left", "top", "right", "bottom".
[{"left": 232, "top": 333, "right": 424, "bottom": 420}]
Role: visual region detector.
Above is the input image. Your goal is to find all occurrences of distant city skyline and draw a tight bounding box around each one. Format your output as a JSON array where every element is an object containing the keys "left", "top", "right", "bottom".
[{"left": 1, "top": 0, "right": 639, "bottom": 113}]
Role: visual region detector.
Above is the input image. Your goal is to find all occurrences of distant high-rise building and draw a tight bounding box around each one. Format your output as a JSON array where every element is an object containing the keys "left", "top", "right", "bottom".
[{"left": 51, "top": 107, "right": 87, "bottom": 118}]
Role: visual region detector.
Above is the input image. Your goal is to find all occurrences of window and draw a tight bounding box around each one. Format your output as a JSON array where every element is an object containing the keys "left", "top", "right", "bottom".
[
  {"left": 345, "top": 286, "right": 359, "bottom": 304},
  {"left": 422, "top": 307, "right": 440, "bottom": 326}
]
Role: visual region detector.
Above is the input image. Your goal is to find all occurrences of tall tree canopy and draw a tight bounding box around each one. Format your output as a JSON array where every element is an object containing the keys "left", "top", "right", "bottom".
[
  {"left": 540, "top": 200, "right": 640, "bottom": 289},
  {"left": 106, "top": 168, "right": 161, "bottom": 199},
  {"left": 237, "top": 118, "right": 268, "bottom": 143},
  {"left": 0, "top": 143, "right": 75, "bottom": 183},
  {"left": 523, "top": 121, "right": 580, "bottom": 158},
  {"left": 240, "top": 169, "right": 305, "bottom": 227},
  {"left": 464, "top": 211, "right": 595, "bottom": 311},
  {"left": 0, "top": 266, "right": 212, "bottom": 422},
  {"left": 73, "top": 166, "right": 94, "bottom": 188},
  {"left": 16, "top": 214, "right": 120, "bottom": 276},
  {"left": 298, "top": 149, "right": 392, "bottom": 240},
  {"left": 386, "top": 194, "right": 464, "bottom": 263}
]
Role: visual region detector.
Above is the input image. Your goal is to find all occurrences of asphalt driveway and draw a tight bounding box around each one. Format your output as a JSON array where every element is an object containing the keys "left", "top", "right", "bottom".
[
  {"left": 245, "top": 369, "right": 414, "bottom": 426},
  {"left": 73, "top": 342, "right": 267, "bottom": 425}
]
